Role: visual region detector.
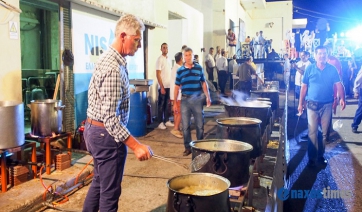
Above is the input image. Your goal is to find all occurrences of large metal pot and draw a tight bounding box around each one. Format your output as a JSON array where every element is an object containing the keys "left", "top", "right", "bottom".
[
  {"left": 30, "top": 99, "right": 65, "bottom": 136},
  {"left": 0, "top": 101, "right": 24, "bottom": 149},
  {"left": 217, "top": 117, "right": 262, "bottom": 158},
  {"left": 224, "top": 102, "right": 271, "bottom": 135},
  {"left": 190, "top": 139, "right": 253, "bottom": 187},
  {"left": 166, "top": 173, "right": 231, "bottom": 212}
]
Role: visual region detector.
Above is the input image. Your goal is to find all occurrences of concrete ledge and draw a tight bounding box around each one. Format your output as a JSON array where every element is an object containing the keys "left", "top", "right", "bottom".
[{"left": 0, "top": 155, "right": 94, "bottom": 212}]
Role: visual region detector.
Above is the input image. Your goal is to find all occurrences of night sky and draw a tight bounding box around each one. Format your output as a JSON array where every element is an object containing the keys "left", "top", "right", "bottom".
[{"left": 267, "top": 0, "right": 362, "bottom": 33}]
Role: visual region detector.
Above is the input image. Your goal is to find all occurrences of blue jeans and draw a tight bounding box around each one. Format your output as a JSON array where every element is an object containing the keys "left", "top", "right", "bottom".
[
  {"left": 157, "top": 88, "right": 171, "bottom": 124},
  {"left": 352, "top": 88, "right": 362, "bottom": 129},
  {"left": 306, "top": 103, "right": 332, "bottom": 162},
  {"left": 83, "top": 122, "right": 127, "bottom": 212},
  {"left": 181, "top": 94, "right": 205, "bottom": 149}
]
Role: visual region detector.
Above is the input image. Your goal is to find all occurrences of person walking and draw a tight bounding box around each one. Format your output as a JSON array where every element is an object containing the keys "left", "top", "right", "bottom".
[
  {"left": 170, "top": 52, "right": 183, "bottom": 138},
  {"left": 83, "top": 14, "right": 153, "bottom": 212},
  {"left": 352, "top": 67, "right": 362, "bottom": 133},
  {"left": 298, "top": 46, "right": 345, "bottom": 167},
  {"left": 216, "top": 50, "right": 228, "bottom": 95},
  {"left": 174, "top": 47, "right": 211, "bottom": 156},
  {"left": 156, "top": 43, "right": 174, "bottom": 130},
  {"left": 294, "top": 51, "right": 311, "bottom": 100}
]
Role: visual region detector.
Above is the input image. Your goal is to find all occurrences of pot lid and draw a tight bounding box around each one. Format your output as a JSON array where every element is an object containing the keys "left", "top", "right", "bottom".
[
  {"left": 31, "top": 99, "right": 61, "bottom": 104},
  {"left": 190, "top": 139, "right": 253, "bottom": 153},
  {"left": 224, "top": 102, "right": 271, "bottom": 108},
  {"left": 216, "top": 117, "right": 262, "bottom": 126}
]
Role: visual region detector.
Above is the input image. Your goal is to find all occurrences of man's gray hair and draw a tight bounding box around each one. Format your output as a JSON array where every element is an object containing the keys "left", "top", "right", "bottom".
[
  {"left": 115, "top": 14, "right": 145, "bottom": 37},
  {"left": 183, "top": 47, "right": 193, "bottom": 53}
]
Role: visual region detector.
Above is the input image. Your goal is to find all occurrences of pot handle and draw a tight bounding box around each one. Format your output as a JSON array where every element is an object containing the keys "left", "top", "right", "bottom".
[
  {"left": 212, "top": 152, "right": 228, "bottom": 175},
  {"left": 54, "top": 105, "right": 66, "bottom": 111}
]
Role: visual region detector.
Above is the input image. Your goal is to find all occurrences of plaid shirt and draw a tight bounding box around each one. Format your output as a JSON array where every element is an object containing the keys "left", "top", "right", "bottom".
[{"left": 87, "top": 47, "right": 131, "bottom": 142}]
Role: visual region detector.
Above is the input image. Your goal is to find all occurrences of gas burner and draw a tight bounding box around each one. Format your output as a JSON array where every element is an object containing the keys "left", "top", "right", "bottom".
[{"left": 229, "top": 185, "right": 244, "bottom": 191}]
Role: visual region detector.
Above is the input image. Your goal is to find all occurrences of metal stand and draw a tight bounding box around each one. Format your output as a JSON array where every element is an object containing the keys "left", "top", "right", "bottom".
[
  {"left": 0, "top": 141, "right": 37, "bottom": 192},
  {"left": 229, "top": 158, "right": 256, "bottom": 212},
  {"left": 25, "top": 132, "right": 72, "bottom": 175}
]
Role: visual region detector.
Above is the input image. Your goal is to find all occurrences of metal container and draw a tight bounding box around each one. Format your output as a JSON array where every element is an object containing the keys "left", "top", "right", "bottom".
[
  {"left": 224, "top": 102, "right": 271, "bottom": 135},
  {"left": 30, "top": 99, "right": 65, "bottom": 136},
  {"left": 166, "top": 173, "right": 231, "bottom": 212},
  {"left": 0, "top": 101, "right": 25, "bottom": 149},
  {"left": 251, "top": 89, "right": 279, "bottom": 112},
  {"left": 217, "top": 117, "right": 262, "bottom": 158},
  {"left": 190, "top": 139, "right": 253, "bottom": 187}
]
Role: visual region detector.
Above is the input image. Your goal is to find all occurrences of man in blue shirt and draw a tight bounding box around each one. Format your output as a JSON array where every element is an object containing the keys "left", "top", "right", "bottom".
[
  {"left": 174, "top": 47, "right": 211, "bottom": 156},
  {"left": 298, "top": 45, "right": 345, "bottom": 167}
]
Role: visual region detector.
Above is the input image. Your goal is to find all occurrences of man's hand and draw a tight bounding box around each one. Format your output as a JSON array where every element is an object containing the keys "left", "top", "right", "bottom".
[
  {"left": 173, "top": 100, "right": 179, "bottom": 114},
  {"left": 133, "top": 143, "right": 153, "bottom": 161},
  {"left": 297, "top": 104, "right": 304, "bottom": 115},
  {"left": 124, "top": 136, "right": 153, "bottom": 161},
  {"left": 354, "top": 92, "right": 359, "bottom": 99},
  {"left": 206, "top": 97, "right": 211, "bottom": 107},
  {"left": 160, "top": 87, "right": 166, "bottom": 95},
  {"left": 339, "top": 99, "right": 346, "bottom": 111}
]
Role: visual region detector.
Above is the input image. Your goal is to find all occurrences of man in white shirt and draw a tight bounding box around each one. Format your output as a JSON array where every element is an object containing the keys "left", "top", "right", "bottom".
[
  {"left": 156, "top": 43, "right": 174, "bottom": 129},
  {"left": 294, "top": 51, "right": 311, "bottom": 100},
  {"left": 204, "top": 47, "right": 216, "bottom": 81},
  {"left": 216, "top": 50, "right": 228, "bottom": 94},
  {"left": 170, "top": 52, "right": 183, "bottom": 138},
  {"left": 228, "top": 55, "right": 237, "bottom": 90}
]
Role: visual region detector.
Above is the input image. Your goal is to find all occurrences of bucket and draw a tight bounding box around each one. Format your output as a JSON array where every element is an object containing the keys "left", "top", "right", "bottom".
[
  {"left": 217, "top": 117, "right": 262, "bottom": 158},
  {"left": 0, "top": 101, "right": 25, "bottom": 149},
  {"left": 127, "top": 92, "right": 147, "bottom": 137}
]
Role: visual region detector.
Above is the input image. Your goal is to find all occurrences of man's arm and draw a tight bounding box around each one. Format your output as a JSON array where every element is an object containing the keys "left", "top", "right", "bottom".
[
  {"left": 298, "top": 83, "right": 308, "bottom": 114},
  {"left": 335, "top": 82, "right": 346, "bottom": 110},
  {"left": 156, "top": 70, "right": 165, "bottom": 94},
  {"left": 124, "top": 135, "right": 152, "bottom": 161},
  {"left": 201, "top": 81, "right": 211, "bottom": 107},
  {"left": 173, "top": 84, "right": 181, "bottom": 113}
]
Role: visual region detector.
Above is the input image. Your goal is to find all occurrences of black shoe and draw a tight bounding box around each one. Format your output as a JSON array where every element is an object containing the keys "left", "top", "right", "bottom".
[
  {"left": 352, "top": 128, "right": 358, "bottom": 133},
  {"left": 183, "top": 149, "right": 192, "bottom": 156},
  {"left": 318, "top": 157, "right": 328, "bottom": 165},
  {"left": 307, "top": 160, "right": 316, "bottom": 167}
]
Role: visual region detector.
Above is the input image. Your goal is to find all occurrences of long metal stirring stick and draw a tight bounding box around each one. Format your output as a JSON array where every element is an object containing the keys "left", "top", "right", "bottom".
[{"left": 152, "top": 155, "right": 188, "bottom": 170}]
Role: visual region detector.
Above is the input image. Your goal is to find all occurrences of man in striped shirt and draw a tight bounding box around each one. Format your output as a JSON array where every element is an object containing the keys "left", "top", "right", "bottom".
[
  {"left": 174, "top": 47, "right": 211, "bottom": 156},
  {"left": 83, "top": 14, "right": 153, "bottom": 212}
]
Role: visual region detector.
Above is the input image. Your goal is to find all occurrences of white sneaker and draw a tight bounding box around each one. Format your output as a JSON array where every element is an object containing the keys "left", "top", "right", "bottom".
[
  {"left": 158, "top": 122, "right": 166, "bottom": 130},
  {"left": 165, "top": 121, "right": 174, "bottom": 127}
]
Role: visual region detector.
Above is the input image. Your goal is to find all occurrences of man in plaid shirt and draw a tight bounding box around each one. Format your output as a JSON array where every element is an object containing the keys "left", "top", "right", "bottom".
[{"left": 83, "top": 14, "right": 153, "bottom": 212}]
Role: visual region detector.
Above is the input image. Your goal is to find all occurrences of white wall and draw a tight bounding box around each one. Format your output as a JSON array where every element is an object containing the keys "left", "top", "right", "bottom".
[
  {"left": 168, "top": 0, "right": 204, "bottom": 61},
  {"left": 249, "top": 1, "right": 293, "bottom": 53},
  {"left": 0, "top": 0, "right": 22, "bottom": 101}
]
